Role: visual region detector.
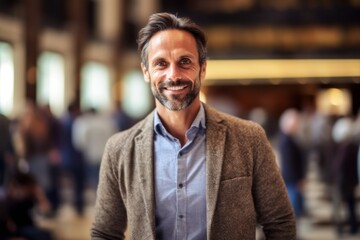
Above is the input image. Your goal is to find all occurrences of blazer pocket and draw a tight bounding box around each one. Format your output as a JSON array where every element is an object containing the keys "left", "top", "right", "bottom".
[
  {"left": 221, "top": 175, "right": 251, "bottom": 183},
  {"left": 220, "top": 176, "right": 252, "bottom": 191},
  {"left": 218, "top": 176, "right": 253, "bottom": 209}
]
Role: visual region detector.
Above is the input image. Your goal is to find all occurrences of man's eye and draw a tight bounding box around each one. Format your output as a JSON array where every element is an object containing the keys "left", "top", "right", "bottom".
[
  {"left": 156, "top": 61, "right": 167, "bottom": 67},
  {"left": 180, "top": 58, "right": 191, "bottom": 65}
]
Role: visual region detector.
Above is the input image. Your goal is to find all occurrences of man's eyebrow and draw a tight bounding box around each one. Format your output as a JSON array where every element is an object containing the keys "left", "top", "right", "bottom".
[
  {"left": 149, "top": 53, "right": 196, "bottom": 64},
  {"left": 178, "top": 54, "right": 196, "bottom": 60},
  {"left": 150, "top": 56, "right": 166, "bottom": 63},
  {"left": 150, "top": 58, "right": 169, "bottom": 68}
]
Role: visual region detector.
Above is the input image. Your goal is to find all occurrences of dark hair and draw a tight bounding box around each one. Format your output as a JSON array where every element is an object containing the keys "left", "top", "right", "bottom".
[{"left": 137, "top": 12, "right": 207, "bottom": 69}]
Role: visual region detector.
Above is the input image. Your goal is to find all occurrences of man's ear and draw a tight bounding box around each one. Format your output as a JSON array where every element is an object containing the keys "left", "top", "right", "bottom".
[
  {"left": 200, "top": 61, "right": 207, "bottom": 81},
  {"left": 141, "top": 63, "right": 150, "bottom": 82}
]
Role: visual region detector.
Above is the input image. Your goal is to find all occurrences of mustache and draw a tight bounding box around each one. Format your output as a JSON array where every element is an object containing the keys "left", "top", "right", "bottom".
[{"left": 159, "top": 79, "right": 192, "bottom": 89}]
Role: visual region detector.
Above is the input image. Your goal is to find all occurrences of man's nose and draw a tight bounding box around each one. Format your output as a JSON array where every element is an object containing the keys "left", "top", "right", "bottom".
[{"left": 167, "top": 64, "right": 181, "bottom": 81}]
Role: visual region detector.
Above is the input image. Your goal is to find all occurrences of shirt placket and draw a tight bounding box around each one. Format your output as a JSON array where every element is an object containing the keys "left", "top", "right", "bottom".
[{"left": 176, "top": 147, "right": 187, "bottom": 240}]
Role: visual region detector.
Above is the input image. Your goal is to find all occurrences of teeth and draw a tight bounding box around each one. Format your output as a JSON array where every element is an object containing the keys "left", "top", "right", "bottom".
[{"left": 167, "top": 86, "right": 186, "bottom": 90}]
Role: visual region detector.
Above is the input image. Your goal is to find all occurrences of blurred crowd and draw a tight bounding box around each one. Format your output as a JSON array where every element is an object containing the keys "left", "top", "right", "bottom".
[
  {"left": 0, "top": 99, "right": 360, "bottom": 239},
  {"left": 275, "top": 104, "right": 360, "bottom": 238},
  {"left": 0, "top": 100, "right": 135, "bottom": 240}
]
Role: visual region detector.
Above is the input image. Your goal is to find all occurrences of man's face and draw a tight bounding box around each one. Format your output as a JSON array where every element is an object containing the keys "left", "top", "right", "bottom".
[{"left": 141, "top": 29, "right": 206, "bottom": 111}]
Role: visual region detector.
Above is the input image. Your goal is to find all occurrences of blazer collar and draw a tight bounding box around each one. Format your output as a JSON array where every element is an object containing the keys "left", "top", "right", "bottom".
[
  {"left": 203, "top": 105, "right": 227, "bottom": 236},
  {"left": 134, "top": 111, "right": 157, "bottom": 238}
]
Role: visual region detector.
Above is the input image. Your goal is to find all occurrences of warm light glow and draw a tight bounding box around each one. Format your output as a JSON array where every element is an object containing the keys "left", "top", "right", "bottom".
[
  {"left": 205, "top": 59, "right": 360, "bottom": 83},
  {"left": 316, "top": 88, "right": 351, "bottom": 116},
  {"left": 329, "top": 89, "right": 344, "bottom": 106}
]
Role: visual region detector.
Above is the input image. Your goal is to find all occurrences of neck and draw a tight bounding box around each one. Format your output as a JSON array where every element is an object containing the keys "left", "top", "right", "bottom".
[{"left": 156, "top": 100, "right": 201, "bottom": 146}]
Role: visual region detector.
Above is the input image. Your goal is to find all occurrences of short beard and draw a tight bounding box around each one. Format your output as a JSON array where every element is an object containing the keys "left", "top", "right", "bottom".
[{"left": 151, "top": 77, "right": 201, "bottom": 111}]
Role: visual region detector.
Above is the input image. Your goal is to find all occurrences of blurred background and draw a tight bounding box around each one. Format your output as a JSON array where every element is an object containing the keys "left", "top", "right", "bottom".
[{"left": 0, "top": 0, "right": 359, "bottom": 239}]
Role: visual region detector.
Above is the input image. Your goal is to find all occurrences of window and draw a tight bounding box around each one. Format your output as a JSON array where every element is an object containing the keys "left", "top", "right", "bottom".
[
  {"left": 0, "top": 42, "right": 14, "bottom": 116},
  {"left": 122, "top": 69, "right": 153, "bottom": 118},
  {"left": 37, "top": 51, "right": 65, "bottom": 116},
  {"left": 81, "top": 61, "right": 112, "bottom": 111}
]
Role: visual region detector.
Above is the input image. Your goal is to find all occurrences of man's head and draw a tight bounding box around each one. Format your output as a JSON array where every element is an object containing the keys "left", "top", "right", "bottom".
[
  {"left": 137, "top": 13, "right": 207, "bottom": 111},
  {"left": 279, "top": 109, "right": 300, "bottom": 135}
]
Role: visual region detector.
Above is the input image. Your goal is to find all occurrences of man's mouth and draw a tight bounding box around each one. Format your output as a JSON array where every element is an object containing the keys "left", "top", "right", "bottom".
[
  {"left": 164, "top": 85, "right": 187, "bottom": 91},
  {"left": 160, "top": 79, "right": 191, "bottom": 92}
]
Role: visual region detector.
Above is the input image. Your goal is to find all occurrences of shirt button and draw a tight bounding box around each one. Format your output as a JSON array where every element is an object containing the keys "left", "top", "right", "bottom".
[
  {"left": 179, "top": 215, "right": 184, "bottom": 219},
  {"left": 178, "top": 183, "right": 183, "bottom": 188}
]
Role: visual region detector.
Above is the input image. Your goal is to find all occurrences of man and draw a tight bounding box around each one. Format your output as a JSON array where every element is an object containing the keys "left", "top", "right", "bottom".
[
  {"left": 278, "top": 109, "right": 306, "bottom": 218},
  {"left": 72, "top": 108, "right": 117, "bottom": 190},
  {"left": 91, "top": 12, "right": 296, "bottom": 240}
]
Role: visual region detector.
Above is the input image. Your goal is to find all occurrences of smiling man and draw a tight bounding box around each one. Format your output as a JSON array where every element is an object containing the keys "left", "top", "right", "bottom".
[{"left": 91, "top": 12, "right": 296, "bottom": 240}]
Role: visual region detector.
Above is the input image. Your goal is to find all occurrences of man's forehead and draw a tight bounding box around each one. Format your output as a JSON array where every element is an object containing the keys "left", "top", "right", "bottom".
[
  {"left": 149, "top": 29, "right": 196, "bottom": 46},
  {"left": 148, "top": 29, "right": 198, "bottom": 58}
]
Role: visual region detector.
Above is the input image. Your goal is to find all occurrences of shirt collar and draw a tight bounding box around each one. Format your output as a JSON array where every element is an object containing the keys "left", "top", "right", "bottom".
[{"left": 154, "top": 104, "right": 206, "bottom": 137}]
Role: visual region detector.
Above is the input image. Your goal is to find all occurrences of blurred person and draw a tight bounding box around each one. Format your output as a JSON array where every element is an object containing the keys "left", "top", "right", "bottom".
[
  {"left": 309, "top": 113, "right": 336, "bottom": 186},
  {"left": 17, "top": 101, "right": 60, "bottom": 216},
  {"left": 298, "top": 99, "right": 333, "bottom": 182},
  {"left": 113, "top": 100, "right": 135, "bottom": 132},
  {"left": 278, "top": 109, "right": 306, "bottom": 219},
  {"left": 0, "top": 113, "right": 16, "bottom": 187},
  {"left": 298, "top": 98, "right": 337, "bottom": 205},
  {"left": 72, "top": 108, "right": 117, "bottom": 191},
  {"left": 331, "top": 117, "right": 359, "bottom": 236},
  {"left": 297, "top": 97, "right": 316, "bottom": 152},
  {"left": 91, "top": 12, "right": 296, "bottom": 240},
  {"left": 39, "top": 104, "right": 62, "bottom": 215},
  {"left": 60, "top": 101, "right": 86, "bottom": 215},
  {"left": 0, "top": 171, "right": 53, "bottom": 240}
]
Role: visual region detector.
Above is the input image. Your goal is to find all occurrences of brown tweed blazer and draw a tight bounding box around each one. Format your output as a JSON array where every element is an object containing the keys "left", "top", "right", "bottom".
[{"left": 91, "top": 104, "right": 296, "bottom": 240}]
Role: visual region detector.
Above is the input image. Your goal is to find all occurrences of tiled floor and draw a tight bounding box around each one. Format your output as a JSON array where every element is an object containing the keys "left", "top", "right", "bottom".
[{"left": 37, "top": 163, "right": 360, "bottom": 240}]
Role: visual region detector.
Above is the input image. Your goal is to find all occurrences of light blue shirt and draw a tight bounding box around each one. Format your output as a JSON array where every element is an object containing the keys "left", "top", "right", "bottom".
[{"left": 154, "top": 105, "right": 207, "bottom": 240}]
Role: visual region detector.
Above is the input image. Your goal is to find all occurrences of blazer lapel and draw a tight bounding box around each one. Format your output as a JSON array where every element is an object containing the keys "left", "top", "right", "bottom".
[
  {"left": 134, "top": 113, "right": 156, "bottom": 238},
  {"left": 204, "top": 106, "right": 227, "bottom": 237}
]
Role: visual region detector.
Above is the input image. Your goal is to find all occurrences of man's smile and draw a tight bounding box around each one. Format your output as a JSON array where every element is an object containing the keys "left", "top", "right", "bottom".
[
  {"left": 164, "top": 85, "right": 188, "bottom": 91},
  {"left": 160, "top": 80, "right": 191, "bottom": 93}
]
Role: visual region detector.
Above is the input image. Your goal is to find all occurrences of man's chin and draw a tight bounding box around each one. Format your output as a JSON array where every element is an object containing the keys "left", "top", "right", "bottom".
[
  {"left": 164, "top": 102, "right": 186, "bottom": 111},
  {"left": 155, "top": 93, "right": 195, "bottom": 111}
]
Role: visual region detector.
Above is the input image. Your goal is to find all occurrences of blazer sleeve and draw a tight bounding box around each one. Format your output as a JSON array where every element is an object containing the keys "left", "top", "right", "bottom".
[
  {"left": 252, "top": 126, "right": 297, "bottom": 240},
  {"left": 91, "top": 137, "right": 127, "bottom": 240}
]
